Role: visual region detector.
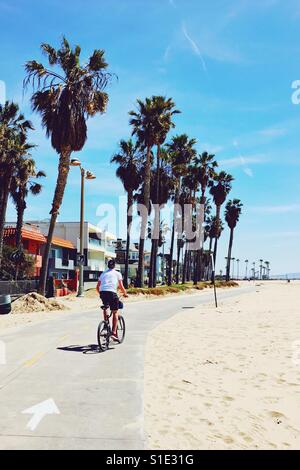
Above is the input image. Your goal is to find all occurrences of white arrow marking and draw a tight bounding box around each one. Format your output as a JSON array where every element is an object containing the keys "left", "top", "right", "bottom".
[{"left": 22, "top": 399, "right": 60, "bottom": 431}]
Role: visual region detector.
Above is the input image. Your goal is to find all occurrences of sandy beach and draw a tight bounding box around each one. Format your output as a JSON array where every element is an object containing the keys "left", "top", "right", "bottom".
[{"left": 144, "top": 281, "right": 300, "bottom": 450}]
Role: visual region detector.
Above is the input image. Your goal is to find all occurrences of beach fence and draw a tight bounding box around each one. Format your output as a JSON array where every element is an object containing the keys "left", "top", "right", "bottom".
[{"left": 0, "top": 280, "right": 38, "bottom": 297}]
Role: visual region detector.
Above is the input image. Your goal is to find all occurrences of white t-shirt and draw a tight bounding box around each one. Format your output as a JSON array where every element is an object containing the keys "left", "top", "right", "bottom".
[{"left": 99, "top": 269, "right": 123, "bottom": 293}]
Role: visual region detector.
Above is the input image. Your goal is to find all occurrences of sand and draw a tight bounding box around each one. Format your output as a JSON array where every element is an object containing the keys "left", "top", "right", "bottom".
[
  {"left": 144, "top": 281, "right": 300, "bottom": 450},
  {"left": 12, "top": 293, "right": 68, "bottom": 314}
]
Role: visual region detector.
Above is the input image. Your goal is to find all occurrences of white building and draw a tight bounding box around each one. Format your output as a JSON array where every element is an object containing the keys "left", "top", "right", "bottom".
[{"left": 30, "top": 221, "right": 117, "bottom": 287}]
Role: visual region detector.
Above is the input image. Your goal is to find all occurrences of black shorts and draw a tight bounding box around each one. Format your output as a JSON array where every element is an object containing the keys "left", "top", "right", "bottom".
[{"left": 100, "top": 291, "right": 119, "bottom": 311}]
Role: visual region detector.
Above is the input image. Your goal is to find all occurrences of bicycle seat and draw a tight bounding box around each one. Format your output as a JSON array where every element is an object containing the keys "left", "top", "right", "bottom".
[{"left": 101, "top": 305, "right": 109, "bottom": 310}]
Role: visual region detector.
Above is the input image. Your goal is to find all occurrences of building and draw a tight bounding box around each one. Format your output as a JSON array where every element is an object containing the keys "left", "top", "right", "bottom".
[
  {"left": 33, "top": 221, "right": 117, "bottom": 288},
  {"left": 3, "top": 224, "right": 45, "bottom": 278},
  {"left": 113, "top": 239, "right": 153, "bottom": 284},
  {"left": 47, "top": 236, "right": 76, "bottom": 280}
]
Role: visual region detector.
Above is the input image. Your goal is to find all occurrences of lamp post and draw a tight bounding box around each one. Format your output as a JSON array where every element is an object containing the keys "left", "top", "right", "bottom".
[{"left": 71, "top": 158, "right": 96, "bottom": 298}]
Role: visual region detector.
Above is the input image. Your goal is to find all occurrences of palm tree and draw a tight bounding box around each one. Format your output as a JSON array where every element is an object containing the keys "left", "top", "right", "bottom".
[
  {"left": 236, "top": 259, "right": 240, "bottom": 279},
  {"left": 150, "top": 150, "right": 175, "bottom": 287},
  {"left": 245, "top": 259, "right": 249, "bottom": 279},
  {"left": 166, "top": 134, "right": 197, "bottom": 285},
  {"left": 206, "top": 216, "right": 224, "bottom": 280},
  {"left": 11, "top": 158, "right": 46, "bottom": 250},
  {"left": 225, "top": 199, "right": 243, "bottom": 281},
  {"left": 111, "top": 139, "right": 142, "bottom": 288},
  {"left": 210, "top": 171, "right": 234, "bottom": 266},
  {"left": 0, "top": 101, "right": 33, "bottom": 267},
  {"left": 24, "top": 37, "right": 112, "bottom": 294},
  {"left": 129, "top": 96, "right": 179, "bottom": 287},
  {"left": 259, "top": 259, "right": 264, "bottom": 280},
  {"left": 149, "top": 97, "right": 180, "bottom": 288},
  {"left": 265, "top": 261, "right": 270, "bottom": 279},
  {"left": 192, "top": 151, "right": 218, "bottom": 284}
]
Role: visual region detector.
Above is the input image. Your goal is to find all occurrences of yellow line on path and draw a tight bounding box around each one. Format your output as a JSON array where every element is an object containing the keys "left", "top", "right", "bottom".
[
  {"left": 58, "top": 335, "right": 69, "bottom": 342},
  {"left": 23, "top": 352, "right": 45, "bottom": 368}
]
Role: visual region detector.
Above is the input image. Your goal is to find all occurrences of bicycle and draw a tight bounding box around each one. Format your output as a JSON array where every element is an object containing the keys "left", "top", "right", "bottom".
[{"left": 97, "top": 301, "right": 126, "bottom": 352}]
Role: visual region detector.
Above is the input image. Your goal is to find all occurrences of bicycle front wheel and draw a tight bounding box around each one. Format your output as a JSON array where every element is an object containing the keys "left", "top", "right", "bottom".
[
  {"left": 117, "top": 316, "right": 126, "bottom": 344},
  {"left": 97, "top": 321, "right": 109, "bottom": 352}
]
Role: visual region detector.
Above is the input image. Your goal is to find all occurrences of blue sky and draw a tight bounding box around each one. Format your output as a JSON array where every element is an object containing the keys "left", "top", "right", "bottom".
[{"left": 1, "top": 0, "right": 300, "bottom": 275}]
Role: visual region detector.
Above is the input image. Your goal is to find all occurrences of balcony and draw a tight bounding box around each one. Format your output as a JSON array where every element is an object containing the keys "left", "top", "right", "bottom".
[
  {"left": 88, "top": 237, "right": 105, "bottom": 251},
  {"left": 49, "top": 258, "right": 75, "bottom": 270}
]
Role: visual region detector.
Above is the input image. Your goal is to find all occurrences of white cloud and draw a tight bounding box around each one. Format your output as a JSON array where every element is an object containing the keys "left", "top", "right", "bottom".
[
  {"left": 219, "top": 154, "right": 267, "bottom": 168},
  {"left": 259, "top": 127, "right": 287, "bottom": 138},
  {"left": 243, "top": 168, "right": 253, "bottom": 177},
  {"left": 182, "top": 23, "right": 207, "bottom": 72}
]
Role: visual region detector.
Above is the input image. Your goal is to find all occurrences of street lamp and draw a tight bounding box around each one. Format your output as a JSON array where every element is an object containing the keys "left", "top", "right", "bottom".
[{"left": 71, "top": 158, "right": 96, "bottom": 297}]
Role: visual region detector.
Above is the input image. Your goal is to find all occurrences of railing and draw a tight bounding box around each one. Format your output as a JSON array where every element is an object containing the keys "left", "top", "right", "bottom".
[
  {"left": 0, "top": 280, "right": 39, "bottom": 296},
  {"left": 88, "top": 237, "right": 103, "bottom": 248},
  {"left": 49, "top": 258, "right": 75, "bottom": 270}
]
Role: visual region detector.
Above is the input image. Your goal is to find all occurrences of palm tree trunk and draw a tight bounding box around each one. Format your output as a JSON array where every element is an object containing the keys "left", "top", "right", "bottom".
[
  {"left": 176, "top": 241, "right": 181, "bottom": 284},
  {"left": 149, "top": 241, "right": 155, "bottom": 288},
  {"left": 226, "top": 228, "right": 234, "bottom": 281},
  {"left": 168, "top": 223, "right": 175, "bottom": 286},
  {"left": 136, "top": 145, "right": 151, "bottom": 287},
  {"left": 182, "top": 247, "right": 188, "bottom": 284},
  {"left": 15, "top": 192, "right": 26, "bottom": 249},
  {"left": 39, "top": 147, "right": 71, "bottom": 295},
  {"left": 0, "top": 173, "right": 12, "bottom": 269},
  {"left": 124, "top": 190, "right": 133, "bottom": 289},
  {"left": 151, "top": 144, "right": 161, "bottom": 288},
  {"left": 206, "top": 237, "right": 213, "bottom": 280},
  {"left": 213, "top": 204, "right": 221, "bottom": 265}
]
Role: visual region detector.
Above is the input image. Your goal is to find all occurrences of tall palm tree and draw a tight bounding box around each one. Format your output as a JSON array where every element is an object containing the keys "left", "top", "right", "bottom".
[
  {"left": 192, "top": 151, "right": 218, "bottom": 284},
  {"left": 111, "top": 139, "right": 142, "bottom": 288},
  {"left": 265, "top": 261, "right": 270, "bottom": 279},
  {"left": 225, "top": 199, "right": 243, "bottom": 281},
  {"left": 166, "top": 134, "right": 197, "bottom": 285},
  {"left": 210, "top": 171, "right": 234, "bottom": 266},
  {"left": 0, "top": 101, "right": 34, "bottom": 266},
  {"left": 245, "top": 259, "right": 249, "bottom": 279},
  {"left": 129, "top": 96, "right": 179, "bottom": 287},
  {"left": 259, "top": 259, "right": 264, "bottom": 280},
  {"left": 149, "top": 97, "right": 180, "bottom": 288},
  {"left": 150, "top": 149, "right": 175, "bottom": 287},
  {"left": 206, "top": 216, "right": 224, "bottom": 280},
  {"left": 10, "top": 158, "right": 46, "bottom": 250},
  {"left": 24, "top": 37, "right": 112, "bottom": 294}
]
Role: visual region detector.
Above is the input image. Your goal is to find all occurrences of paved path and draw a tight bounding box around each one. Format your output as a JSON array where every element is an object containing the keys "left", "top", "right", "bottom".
[{"left": 0, "top": 286, "right": 253, "bottom": 450}]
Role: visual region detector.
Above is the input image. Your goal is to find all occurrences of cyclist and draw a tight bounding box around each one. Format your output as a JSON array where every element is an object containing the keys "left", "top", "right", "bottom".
[{"left": 96, "top": 259, "right": 128, "bottom": 342}]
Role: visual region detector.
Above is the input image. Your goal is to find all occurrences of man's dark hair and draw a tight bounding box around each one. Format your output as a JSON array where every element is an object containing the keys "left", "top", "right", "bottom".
[{"left": 108, "top": 259, "right": 116, "bottom": 269}]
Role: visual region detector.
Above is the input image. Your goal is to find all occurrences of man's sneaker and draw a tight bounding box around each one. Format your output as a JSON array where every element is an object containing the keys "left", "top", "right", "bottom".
[{"left": 110, "top": 333, "right": 120, "bottom": 343}]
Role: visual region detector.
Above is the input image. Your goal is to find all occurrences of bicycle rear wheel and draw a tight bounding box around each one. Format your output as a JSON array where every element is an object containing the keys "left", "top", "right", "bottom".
[
  {"left": 97, "top": 321, "right": 109, "bottom": 351},
  {"left": 117, "top": 315, "right": 126, "bottom": 344}
]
